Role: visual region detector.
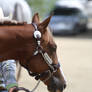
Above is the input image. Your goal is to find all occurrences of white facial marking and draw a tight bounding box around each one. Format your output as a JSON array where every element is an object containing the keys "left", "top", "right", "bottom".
[{"left": 59, "top": 61, "right": 67, "bottom": 82}]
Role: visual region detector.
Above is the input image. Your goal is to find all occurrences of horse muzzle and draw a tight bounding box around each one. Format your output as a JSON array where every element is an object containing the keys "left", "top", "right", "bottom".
[{"left": 47, "top": 76, "right": 66, "bottom": 92}]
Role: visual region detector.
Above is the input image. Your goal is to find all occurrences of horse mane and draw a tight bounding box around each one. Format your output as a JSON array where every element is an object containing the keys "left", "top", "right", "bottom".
[{"left": 0, "top": 20, "right": 27, "bottom": 26}]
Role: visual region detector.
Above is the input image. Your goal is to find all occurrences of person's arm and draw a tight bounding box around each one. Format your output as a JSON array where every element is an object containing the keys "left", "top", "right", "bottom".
[
  {"left": 9, "top": 87, "right": 17, "bottom": 92},
  {"left": 1, "top": 60, "right": 18, "bottom": 91}
]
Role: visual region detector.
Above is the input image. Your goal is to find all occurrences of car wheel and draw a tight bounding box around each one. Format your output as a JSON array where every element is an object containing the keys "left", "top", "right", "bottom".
[{"left": 80, "top": 25, "right": 88, "bottom": 32}]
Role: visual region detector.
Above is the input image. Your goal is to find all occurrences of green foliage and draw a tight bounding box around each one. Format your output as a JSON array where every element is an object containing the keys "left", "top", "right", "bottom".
[{"left": 27, "top": 0, "right": 57, "bottom": 18}]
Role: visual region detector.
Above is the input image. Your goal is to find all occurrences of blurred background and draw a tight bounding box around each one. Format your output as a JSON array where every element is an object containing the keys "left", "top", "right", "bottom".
[{"left": 0, "top": 0, "right": 92, "bottom": 92}]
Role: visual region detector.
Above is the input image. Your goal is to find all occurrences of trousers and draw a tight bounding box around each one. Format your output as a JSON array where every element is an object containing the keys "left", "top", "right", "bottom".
[{"left": 0, "top": 60, "right": 17, "bottom": 91}]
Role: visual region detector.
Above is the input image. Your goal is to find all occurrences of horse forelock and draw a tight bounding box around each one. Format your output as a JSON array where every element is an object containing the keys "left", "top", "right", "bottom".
[
  {"left": 42, "top": 27, "right": 52, "bottom": 45},
  {"left": 47, "top": 27, "right": 56, "bottom": 44}
]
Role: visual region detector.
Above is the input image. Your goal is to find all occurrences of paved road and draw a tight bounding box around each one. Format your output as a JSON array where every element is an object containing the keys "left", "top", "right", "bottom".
[{"left": 17, "top": 30, "right": 92, "bottom": 92}]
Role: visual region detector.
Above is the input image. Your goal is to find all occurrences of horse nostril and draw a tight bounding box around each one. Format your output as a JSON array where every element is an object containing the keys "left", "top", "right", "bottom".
[{"left": 63, "top": 83, "right": 67, "bottom": 89}]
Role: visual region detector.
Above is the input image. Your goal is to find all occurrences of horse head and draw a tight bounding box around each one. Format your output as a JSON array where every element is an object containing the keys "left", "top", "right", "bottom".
[{"left": 20, "top": 13, "right": 67, "bottom": 92}]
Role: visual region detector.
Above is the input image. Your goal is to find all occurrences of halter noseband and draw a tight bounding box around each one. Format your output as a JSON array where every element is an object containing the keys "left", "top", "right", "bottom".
[{"left": 27, "top": 23, "right": 60, "bottom": 82}]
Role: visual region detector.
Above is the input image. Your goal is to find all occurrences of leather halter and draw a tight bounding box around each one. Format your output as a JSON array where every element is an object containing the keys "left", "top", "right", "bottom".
[{"left": 27, "top": 23, "right": 60, "bottom": 82}]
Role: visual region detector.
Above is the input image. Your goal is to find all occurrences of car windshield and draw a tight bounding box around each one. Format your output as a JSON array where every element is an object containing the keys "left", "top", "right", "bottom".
[{"left": 52, "top": 7, "right": 81, "bottom": 16}]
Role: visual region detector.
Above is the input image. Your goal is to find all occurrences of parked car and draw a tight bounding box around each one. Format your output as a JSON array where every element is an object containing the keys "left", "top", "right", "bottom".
[{"left": 49, "top": 0, "right": 88, "bottom": 35}]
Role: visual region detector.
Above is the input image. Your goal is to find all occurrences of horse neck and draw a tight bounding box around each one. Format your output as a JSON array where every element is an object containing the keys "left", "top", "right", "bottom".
[
  {"left": 0, "top": 24, "right": 34, "bottom": 40},
  {"left": 0, "top": 24, "right": 34, "bottom": 61}
]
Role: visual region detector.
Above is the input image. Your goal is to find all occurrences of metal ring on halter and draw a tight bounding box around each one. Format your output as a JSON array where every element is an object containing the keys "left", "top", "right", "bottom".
[{"left": 32, "top": 23, "right": 41, "bottom": 39}]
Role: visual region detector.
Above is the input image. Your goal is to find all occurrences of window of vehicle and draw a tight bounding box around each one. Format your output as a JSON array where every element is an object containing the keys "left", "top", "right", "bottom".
[{"left": 52, "top": 6, "right": 81, "bottom": 16}]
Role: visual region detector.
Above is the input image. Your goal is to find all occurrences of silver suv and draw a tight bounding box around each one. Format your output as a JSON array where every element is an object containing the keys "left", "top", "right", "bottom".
[{"left": 49, "top": 0, "right": 88, "bottom": 35}]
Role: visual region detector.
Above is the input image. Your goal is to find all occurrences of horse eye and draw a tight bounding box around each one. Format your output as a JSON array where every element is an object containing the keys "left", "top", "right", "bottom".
[
  {"left": 50, "top": 44, "right": 57, "bottom": 52},
  {"left": 48, "top": 43, "right": 57, "bottom": 52},
  {"left": 52, "top": 45, "right": 57, "bottom": 52}
]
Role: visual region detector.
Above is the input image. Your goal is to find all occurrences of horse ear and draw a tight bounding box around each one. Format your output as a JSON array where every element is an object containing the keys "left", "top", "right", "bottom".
[
  {"left": 32, "top": 13, "right": 40, "bottom": 24},
  {"left": 39, "top": 15, "right": 52, "bottom": 30}
]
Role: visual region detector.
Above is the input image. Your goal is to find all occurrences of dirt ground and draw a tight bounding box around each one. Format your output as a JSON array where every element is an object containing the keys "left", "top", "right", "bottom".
[{"left": 17, "top": 30, "right": 92, "bottom": 92}]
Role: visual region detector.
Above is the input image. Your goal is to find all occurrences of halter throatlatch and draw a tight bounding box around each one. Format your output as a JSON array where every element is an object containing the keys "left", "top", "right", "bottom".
[{"left": 28, "top": 23, "right": 60, "bottom": 82}]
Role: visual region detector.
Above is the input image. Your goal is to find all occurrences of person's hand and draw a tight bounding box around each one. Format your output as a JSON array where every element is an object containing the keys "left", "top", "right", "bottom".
[{"left": 8, "top": 87, "right": 17, "bottom": 92}]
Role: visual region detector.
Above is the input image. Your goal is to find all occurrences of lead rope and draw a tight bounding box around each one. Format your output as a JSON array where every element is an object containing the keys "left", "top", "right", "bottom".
[
  {"left": 13, "top": 80, "right": 40, "bottom": 92},
  {"left": 31, "top": 80, "right": 40, "bottom": 92}
]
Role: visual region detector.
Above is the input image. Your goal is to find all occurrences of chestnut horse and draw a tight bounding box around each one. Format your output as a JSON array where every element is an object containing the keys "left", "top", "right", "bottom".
[{"left": 0, "top": 13, "right": 66, "bottom": 92}]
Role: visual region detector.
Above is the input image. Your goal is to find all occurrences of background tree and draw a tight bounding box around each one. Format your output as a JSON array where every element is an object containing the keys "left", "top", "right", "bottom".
[{"left": 27, "top": 0, "right": 56, "bottom": 18}]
